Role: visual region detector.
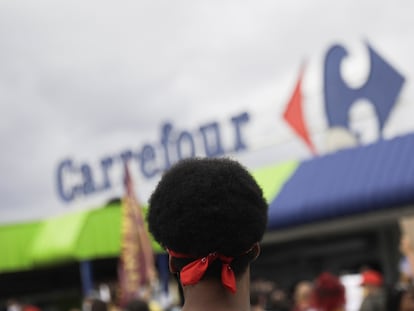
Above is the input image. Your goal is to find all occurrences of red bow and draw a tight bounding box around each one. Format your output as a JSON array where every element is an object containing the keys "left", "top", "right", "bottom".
[{"left": 168, "top": 250, "right": 237, "bottom": 293}]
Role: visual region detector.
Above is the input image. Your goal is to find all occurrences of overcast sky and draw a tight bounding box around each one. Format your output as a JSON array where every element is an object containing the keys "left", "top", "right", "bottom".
[{"left": 0, "top": 0, "right": 413, "bottom": 224}]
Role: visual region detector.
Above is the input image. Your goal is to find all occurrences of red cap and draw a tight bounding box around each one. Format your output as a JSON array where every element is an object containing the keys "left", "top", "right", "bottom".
[{"left": 360, "top": 270, "right": 383, "bottom": 286}]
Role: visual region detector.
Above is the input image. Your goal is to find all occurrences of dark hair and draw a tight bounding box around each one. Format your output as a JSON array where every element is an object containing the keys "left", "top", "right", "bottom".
[
  {"left": 90, "top": 299, "right": 108, "bottom": 311},
  {"left": 312, "top": 272, "right": 345, "bottom": 311},
  {"left": 148, "top": 157, "right": 268, "bottom": 277},
  {"left": 124, "top": 299, "right": 149, "bottom": 311}
]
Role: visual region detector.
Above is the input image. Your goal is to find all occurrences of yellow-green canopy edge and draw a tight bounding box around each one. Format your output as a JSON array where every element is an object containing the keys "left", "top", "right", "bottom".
[{"left": 0, "top": 160, "right": 298, "bottom": 274}]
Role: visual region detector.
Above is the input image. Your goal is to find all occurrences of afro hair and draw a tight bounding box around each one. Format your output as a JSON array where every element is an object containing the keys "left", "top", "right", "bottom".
[{"left": 147, "top": 157, "right": 268, "bottom": 259}]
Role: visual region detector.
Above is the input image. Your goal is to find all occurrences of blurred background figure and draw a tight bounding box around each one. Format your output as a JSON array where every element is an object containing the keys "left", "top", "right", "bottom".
[
  {"left": 358, "top": 270, "right": 386, "bottom": 311},
  {"left": 399, "top": 234, "right": 414, "bottom": 311},
  {"left": 123, "top": 299, "right": 149, "bottom": 311},
  {"left": 250, "top": 287, "right": 267, "bottom": 311},
  {"left": 400, "top": 234, "right": 414, "bottom": 285},
  {"left": 6, "top": 300, "right": 22, "bottom": 311},
  {"left": 292, "top": 281, "right": 313, "bottom": 311},
  {"left": 267, "top": 285, "right": 291, "bottom": 311},
  {"left": 311, "top": 272, "right": 345, "bottom": 311},
  {"left": 89, "top": 299, "right": 108, "bottom": 311},
  {"left": 250, "top": 278, "right": 292, "bottom": 311},
  {"left": 388, "top": 234, "right": 414, "bottom": 311},
  {"left": 6, "top": 300, "right": 40, "bottom": 311},
  {"left": 399, "top": 284, "right": 414, "bottom": 311},
  {"left": 250, "top": 278, "right": 275, "bottom": 310}
]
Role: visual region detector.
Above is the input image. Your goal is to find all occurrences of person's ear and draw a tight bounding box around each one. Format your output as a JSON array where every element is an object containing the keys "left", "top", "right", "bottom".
[
  {"left": 169, "top": 255, "right": 178, "bottom": 273},
  {"left": 251, "top": 242, "right": 261, "bottom": 261}
]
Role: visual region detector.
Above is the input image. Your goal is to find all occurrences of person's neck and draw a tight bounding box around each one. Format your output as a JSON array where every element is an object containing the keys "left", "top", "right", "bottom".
[{"left": 181, "top": 271, "right": 250, "bottom": 311}]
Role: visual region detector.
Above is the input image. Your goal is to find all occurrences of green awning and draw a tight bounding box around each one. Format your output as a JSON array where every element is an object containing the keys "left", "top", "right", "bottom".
[
  {"left": 30, "top": 210, "right": 89, "bottom": 265},
  {"left": 0, "top": 221, "right": 42, "bottom": 273},
  {"left": 1, "top": 203, "right": 164, "bottom": 273},
  {"left": 252, "top": 160, "right": 298, "bottom": 202}
]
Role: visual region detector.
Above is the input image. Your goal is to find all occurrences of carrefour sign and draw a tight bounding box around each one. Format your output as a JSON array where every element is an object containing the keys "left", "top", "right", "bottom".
[
  {"left": 55, "top": 40, "right": 406, "bottom": 204},
  {"left": 56, "top": 112, "right": 250, "bottom": 202}
]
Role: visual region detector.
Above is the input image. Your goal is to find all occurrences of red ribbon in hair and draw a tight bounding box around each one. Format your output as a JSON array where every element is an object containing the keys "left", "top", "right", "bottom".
[{"left": 168, "top": 249, "right": 237, "bottom": 293}]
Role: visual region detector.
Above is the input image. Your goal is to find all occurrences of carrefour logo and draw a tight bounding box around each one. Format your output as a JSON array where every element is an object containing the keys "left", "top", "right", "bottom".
[{"left": 283, "top": 41, "right": 405, "bottom": 154}]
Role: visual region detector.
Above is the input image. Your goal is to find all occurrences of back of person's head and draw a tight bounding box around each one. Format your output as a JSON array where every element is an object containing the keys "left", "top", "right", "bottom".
[
  {"left": 148, "top": 157, "right": 268, "bottom": 289},
  {"left": 312, "top": 272, "right": 345, "bottom": 311},
  {"left": 124, "top": 299, "right": 149, "bottom": 311}
]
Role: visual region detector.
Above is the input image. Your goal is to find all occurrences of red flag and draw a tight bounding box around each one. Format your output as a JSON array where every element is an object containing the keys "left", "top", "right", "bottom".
[
  {"left": 283, "top": 65, "right": 317, "bottom": 155},
  {"left": 118, "top": 163, "right": 156, "bottom": 306}
]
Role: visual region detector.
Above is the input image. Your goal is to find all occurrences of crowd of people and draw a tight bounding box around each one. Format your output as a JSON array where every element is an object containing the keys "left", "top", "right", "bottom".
[
  {"left": 248, "top": 266, "right": 414, "bottom": 311},
  {"left": 249, "top": 225, "right": 414, "bottom": 311},
  {"left": 3, "top": 158, "right": 414, "bottom": 311}
]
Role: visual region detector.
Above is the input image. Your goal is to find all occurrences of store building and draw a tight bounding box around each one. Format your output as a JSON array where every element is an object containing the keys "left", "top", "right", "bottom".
[{"left": 2, "top": 2, "right": 414, "bottom": 308}]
